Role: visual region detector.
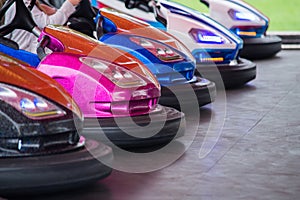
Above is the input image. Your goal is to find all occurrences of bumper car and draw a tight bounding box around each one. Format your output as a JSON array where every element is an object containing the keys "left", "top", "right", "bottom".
[
  {"left": 41, "top": 0, "right": 216, "bottom": 108},
  {"left": 0, "top": 53, "right": 112, "bottom": 194},
  {"left": 96, "top": 0, "right": 256, "bottom": 88},
  {"left": 199, "top": 0, "right": 282, "bottom": 59},
  {"left": 0, "top": 0, "right": 185, "bottom": 147}
]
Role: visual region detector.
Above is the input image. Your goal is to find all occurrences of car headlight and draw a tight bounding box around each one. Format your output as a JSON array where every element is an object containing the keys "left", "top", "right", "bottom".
[
  {"left": 79, "top": 57, "right": 147, "bottom": 88},
  {"left": 228, "top": 9, "right": 260, "bottom": 21},
  {"left": 189, "top": 28, "right": 225, "bottom": 44},
  {"left": 130, "top": 37, "right": 184, "bottom": 62},
  {"left": 0, "top": 83, "right": 66, "bottom": 120}
]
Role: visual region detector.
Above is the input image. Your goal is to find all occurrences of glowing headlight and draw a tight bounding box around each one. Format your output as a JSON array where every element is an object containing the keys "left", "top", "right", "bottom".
[
  {"left": 79, "top": 57, "right": 147, "bottom": 88},
  {"left": 20, "top": 98, "right": 36, "bottom": 111},
  {"left": 130, "top": 37, "right": 183, "bottom": 62},
  {"left": 189, "top": 29, "right": 225, "bottom": 44},
  {"left": 0, "top": 83, "right": 66, "bottom": 120},
  {"left": 33, "top": 98, "right": 49, "bottom": 110},
  {"left": 228, "top": 9, "right": 259, "bottom": 21}
]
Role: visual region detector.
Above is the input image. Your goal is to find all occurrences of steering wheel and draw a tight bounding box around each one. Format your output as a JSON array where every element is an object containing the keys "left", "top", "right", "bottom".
[
  {"left": 124, "top": 0, "right": 153, "bottom": 12},
  {"left": 0, "top": 0, "right": 50, "bottom": 60},
  {"left": 70, "top": 0, "right": 97, "bottom": 19},
  {"left": 28, "top": 0, "right": 37, "bottom": 11},
  {"left": 200, "top": 0, "right": 209, "bottom": 7},
  {"left": 0, "top": 0, "right": 37, "bottom": 37},
  {"left": 67, "top": 0, "right": 97, "bottom": 38},
  {"left": 37, "top": 0, "right": 97, "bottom": 38}
]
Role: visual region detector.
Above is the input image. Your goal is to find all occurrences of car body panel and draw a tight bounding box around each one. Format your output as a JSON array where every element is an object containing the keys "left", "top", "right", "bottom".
[
  {"left": 38, "top": 52, "right": 160, "bottom": 117},
  {"left": 0, "top": 53, "right": 81, "bottom": 116},
  {"left": 96, "top": 0, "right": 243, "bottom": 64},
  {"left": 41, "top": 25, "right": 159, "bottom": 85},
  {"left": 201, "top": 0, "right": 268, "bottom": 38}
]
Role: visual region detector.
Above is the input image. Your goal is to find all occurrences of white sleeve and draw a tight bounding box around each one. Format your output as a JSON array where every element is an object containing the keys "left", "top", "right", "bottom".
[
  {"left": 30, "top": 0, "right": 76, "bottom": 28},
  {"left": 4, "top": 0, "right": 77, "bottom": 53},
  {"left": 4, "top": 1, "right": 15, "bottom": 29}
]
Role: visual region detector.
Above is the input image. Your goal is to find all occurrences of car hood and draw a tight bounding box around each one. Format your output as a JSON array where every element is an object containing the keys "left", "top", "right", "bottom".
[
  {"left": 99, "top": 8, "right": 195, "bottom": 60},
  {"left": 40, "top": 25, "right": 159, "bottom": 89}
]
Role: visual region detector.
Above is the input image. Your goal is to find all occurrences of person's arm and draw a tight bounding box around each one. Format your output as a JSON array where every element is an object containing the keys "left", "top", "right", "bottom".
[
  {"left": 25, "top": 0, "right": 81, "bottom": 28},
  {"left": 38, "top": 3, "right": 57, "bottom": 15}
]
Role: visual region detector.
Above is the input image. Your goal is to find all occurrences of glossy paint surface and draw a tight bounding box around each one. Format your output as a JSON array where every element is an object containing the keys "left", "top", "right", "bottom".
[
  {"left": 38, "top": 52, "right": 160, "bottom": 118},
  {"left": 0, "top": 53, "right": 81, "bottom": 116},
  {"left": 40, "top": 25, "right": 159, "bottom": 88},
  {"left": 205, "top": 0, "right": 268, "bottom": 38},
  {"left": 96, "top": 9, "right": 200, "bottom": 84},
  {"left": 100, "top": 8, "right": 194, "bottom": 59},
  {"left": 96, "top": 0, "right": 242, "bottom": 63}
]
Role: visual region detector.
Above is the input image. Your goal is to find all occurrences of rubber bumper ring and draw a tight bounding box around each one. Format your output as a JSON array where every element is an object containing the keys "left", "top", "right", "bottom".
[
  {"left": 196, "top": 58, "right": 257, "bottom": 89},
  {"left": 159, "top": 76, "right": 216, "bottom": 109},
  {"left": 82, "top": 105, "right": 186, "bottom": 148},
  {"left": 240, "top": 35, "right": 282, "bottom": 59},
  {"left": 0, "top": 139, "right": 112, "bottom": 196}
]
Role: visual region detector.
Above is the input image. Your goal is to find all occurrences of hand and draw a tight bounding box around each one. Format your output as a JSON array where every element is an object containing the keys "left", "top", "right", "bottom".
[
  {"left": 39, "top": 4, "right": 57, "bottom": 15},
  {"left": 68, "top": 0, "right": 82, "bottom": 6}
]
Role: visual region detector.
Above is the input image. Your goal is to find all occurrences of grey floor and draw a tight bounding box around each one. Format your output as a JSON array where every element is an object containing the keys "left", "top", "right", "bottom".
[{"left": 11, "top": 50, "right": 300, "bottom": 200}]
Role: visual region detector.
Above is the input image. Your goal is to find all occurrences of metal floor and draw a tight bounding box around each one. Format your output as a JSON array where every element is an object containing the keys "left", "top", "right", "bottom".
[{"left": 9, "top": 50, "right": 300, "bottom": 200}]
